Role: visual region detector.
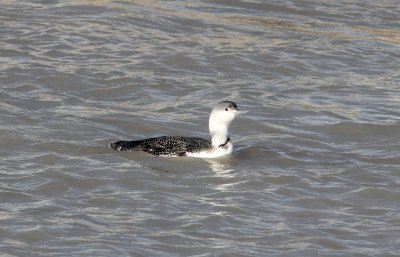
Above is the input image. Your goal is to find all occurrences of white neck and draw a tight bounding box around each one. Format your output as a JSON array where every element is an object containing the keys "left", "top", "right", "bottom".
[{"left": 208, "top": 110, "right": 234, "bottom": 148}]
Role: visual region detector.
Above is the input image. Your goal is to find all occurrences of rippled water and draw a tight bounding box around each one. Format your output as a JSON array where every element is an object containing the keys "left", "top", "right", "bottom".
[{"left": 1, "top": 0, "right": 400, "bottom": 256}]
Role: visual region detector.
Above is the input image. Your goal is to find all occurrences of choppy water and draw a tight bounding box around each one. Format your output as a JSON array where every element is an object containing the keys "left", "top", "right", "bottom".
[{"left": 1, "top": 0, "right": 400, "bottom": 256}]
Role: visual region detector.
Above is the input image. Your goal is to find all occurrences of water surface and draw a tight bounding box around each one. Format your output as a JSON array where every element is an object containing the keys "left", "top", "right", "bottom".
[{"left": 1, "top": 0, "right": 400, "bottom": 256}]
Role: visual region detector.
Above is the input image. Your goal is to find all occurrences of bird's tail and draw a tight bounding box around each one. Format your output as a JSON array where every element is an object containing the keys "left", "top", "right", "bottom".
[{"left": 109, "top": 140, "right": 143, "bottom": 151}]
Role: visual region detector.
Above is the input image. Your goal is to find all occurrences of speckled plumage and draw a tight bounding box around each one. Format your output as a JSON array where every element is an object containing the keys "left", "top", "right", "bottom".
[
  {"left": 109, "top": 136, "right": 212, "bottom": 157},
  {"left": 109, "top": 101, "right": 242, "bottom": 158}
]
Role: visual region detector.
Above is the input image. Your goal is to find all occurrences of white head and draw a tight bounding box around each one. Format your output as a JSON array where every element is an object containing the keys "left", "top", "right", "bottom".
[{"left": 208, "top": 101, "right": 244, "bottom": 148}]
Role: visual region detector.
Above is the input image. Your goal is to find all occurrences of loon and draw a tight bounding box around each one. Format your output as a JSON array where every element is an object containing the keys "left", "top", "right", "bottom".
[{"left": 109, "top": 101, "right": 245, "bottom": 158}]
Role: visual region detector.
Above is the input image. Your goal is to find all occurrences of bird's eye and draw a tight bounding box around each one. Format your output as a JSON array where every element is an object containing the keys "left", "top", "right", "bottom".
[{"left": 225, "top": 108, "right": 229, "bottom": 111}]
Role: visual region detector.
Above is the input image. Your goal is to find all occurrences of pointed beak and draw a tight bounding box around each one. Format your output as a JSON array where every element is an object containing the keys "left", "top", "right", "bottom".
[{"left": 235, "top": 110, "right": 247, "bottom": 114}]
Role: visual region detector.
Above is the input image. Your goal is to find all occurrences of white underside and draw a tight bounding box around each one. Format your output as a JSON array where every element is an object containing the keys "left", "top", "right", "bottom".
[{"left": 186, "top": 142, "right": 233, "bottom": 158}]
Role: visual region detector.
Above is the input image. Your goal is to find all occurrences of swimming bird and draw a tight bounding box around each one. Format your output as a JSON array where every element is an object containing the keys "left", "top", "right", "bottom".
[{"left": 109, "top": 101, "right": 245, "bottom": 158}]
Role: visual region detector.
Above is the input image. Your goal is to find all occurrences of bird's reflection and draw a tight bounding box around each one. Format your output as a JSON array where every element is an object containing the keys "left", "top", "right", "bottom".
[
  {"left": 206, "top": 157, "right": 234, "bottom": 174},
  {"left": 205, "top": 157, "right": 239, "bottom": 194}
]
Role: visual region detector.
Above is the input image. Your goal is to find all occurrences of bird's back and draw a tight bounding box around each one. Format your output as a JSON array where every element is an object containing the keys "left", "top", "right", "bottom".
[{"left": 109, "top": 136, "right": 212, "bottom": 157}]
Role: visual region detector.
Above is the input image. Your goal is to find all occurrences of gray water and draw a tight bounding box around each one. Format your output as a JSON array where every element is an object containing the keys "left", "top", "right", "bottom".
[{"left": 1, "top": 1, "right": 400, "bottom": 256}]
